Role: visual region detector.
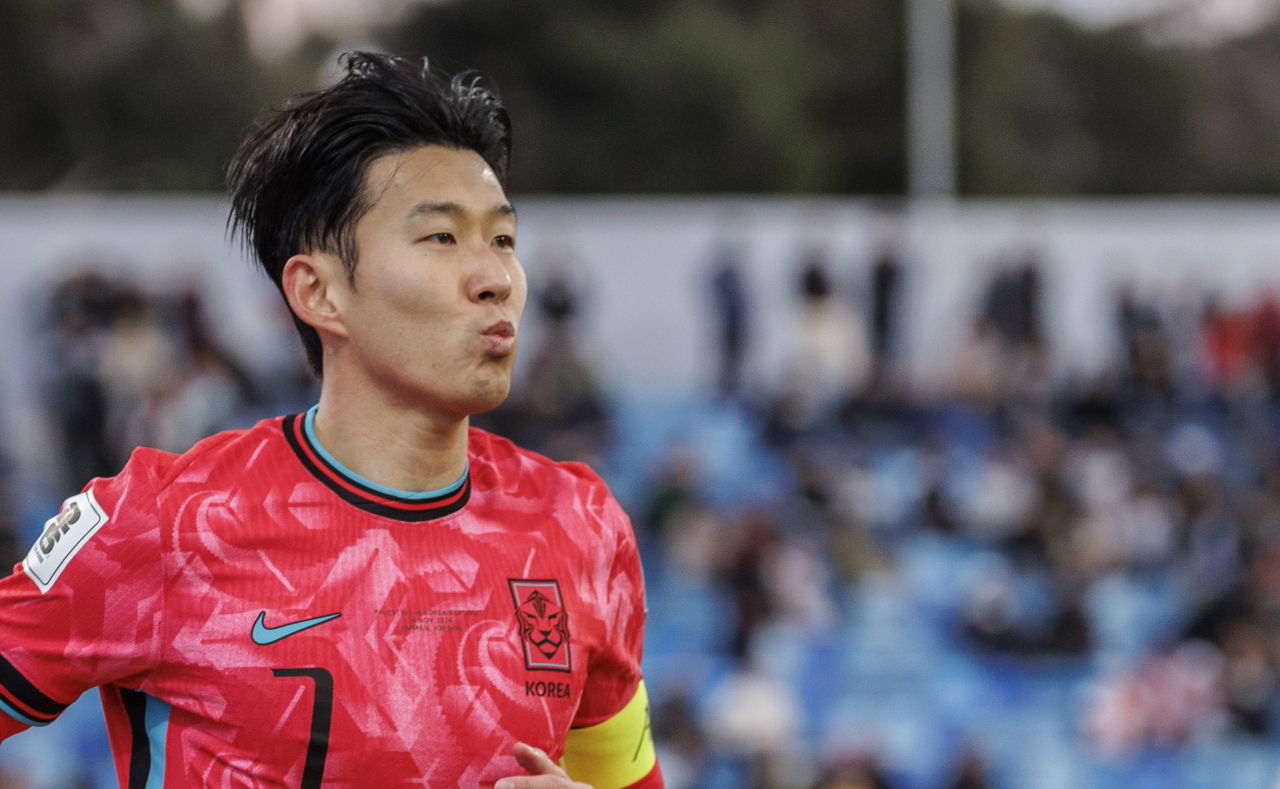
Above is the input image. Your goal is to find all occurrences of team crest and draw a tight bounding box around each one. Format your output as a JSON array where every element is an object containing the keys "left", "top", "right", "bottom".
[{"left": 509, "top": 579, "right": 571, "bottom": 672}]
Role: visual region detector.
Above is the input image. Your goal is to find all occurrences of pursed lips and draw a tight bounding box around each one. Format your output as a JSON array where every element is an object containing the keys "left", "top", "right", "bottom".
[{"left": 480, "top": 320, "right": 517, "bottom": 355}]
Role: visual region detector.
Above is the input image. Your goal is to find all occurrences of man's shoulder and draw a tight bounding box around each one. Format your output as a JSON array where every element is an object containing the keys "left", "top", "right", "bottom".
[
  {"left": 127, "top": 415, "right": 289, "bottom": 494},
  {"left": 467, "top": 428, "right": 634, "bottom": 546},
  {"left": 467, "top": 426, "right": 610, "bottom": 496}
]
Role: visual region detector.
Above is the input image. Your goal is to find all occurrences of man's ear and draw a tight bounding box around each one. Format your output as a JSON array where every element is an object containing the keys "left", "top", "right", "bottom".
[{"left": 281, "top": 252, "right": 351, "bottom": 340}]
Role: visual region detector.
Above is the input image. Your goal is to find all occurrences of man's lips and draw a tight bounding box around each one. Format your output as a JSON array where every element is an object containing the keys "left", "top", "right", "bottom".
[
  {"left": 483, "top": 321, "right": 515, "bottom": 338},
  {"left": 481, "top": 321, "right": 517, "bottom": 355}
]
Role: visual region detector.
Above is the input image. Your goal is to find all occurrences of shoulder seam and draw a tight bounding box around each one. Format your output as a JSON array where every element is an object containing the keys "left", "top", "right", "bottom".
[{"left": 152, "top": 430, "right": 244, "bottom": 492}]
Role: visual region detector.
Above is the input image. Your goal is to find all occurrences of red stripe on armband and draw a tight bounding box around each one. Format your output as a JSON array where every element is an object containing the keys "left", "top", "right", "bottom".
[{"left": 622, "top": 762, "right": 664, "bottom": 789}]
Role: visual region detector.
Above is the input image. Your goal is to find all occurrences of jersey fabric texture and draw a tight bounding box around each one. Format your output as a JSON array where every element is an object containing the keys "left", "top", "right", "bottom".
[{"left": 0, "top": 414, "right": 660, "bottom": 788}]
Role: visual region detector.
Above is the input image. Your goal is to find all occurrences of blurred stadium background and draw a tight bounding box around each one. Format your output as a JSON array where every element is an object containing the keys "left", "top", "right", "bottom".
[{"left": 8, "top": 1, "right": 1280, "bottom": 788}]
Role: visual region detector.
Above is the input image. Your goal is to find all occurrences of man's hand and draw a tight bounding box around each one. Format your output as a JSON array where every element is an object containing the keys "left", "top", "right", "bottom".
[{"left": 494, "top": 742, "right": 594, "bottom": 789}]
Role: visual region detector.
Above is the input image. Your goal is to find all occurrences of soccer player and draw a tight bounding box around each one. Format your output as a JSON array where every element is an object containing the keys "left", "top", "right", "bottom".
[{"left": 0, "top": 53, "right": 662, "bottom": 789}]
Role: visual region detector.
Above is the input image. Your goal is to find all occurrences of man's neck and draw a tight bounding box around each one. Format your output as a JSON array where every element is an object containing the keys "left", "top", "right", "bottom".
[{"left": 310, "top": 378, "right": 470, "bottom": 495}]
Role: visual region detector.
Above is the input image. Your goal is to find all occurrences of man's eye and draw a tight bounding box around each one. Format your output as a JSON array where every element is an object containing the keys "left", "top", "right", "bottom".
[
  {"left": 493, "top": 235, "right": 515, "bottom": 249},
  {"left": 424, "top": 232, "right": 455, "bottom": 244}
]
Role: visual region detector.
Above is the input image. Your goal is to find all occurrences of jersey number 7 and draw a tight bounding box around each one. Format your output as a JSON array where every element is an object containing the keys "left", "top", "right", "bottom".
[{"left": 272, "top": 668, "right": 333, "bottom": 789}]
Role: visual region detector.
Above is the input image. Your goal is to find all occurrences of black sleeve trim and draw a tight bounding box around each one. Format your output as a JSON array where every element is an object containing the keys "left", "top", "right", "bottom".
[{"left": 0, "top": 652, "right": 68, "bottom": 717}]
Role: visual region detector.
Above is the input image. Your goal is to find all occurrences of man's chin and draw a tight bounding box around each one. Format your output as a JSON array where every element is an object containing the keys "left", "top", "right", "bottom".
[
  {"left": 467, "top": 397, "right": 508, "bottom": 416},
  {"left": 460, "top": 379, "right": 511, "bottom": 416}
]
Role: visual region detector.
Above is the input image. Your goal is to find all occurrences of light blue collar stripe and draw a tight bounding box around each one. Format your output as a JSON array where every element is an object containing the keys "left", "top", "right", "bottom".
[
  {"left": 303, "top": 405, "right": 467, "bottom": 500},
  {"left": 144, "top": 694, "right": 169, "bottom": 789},
  {"left": 0, "top": 695, "right": 50, "bottom": 727}
]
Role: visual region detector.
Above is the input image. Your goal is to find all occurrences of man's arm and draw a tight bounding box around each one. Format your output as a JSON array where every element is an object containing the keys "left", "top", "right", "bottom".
[
  {"left": 0, "top": 451, "right": 167, "bottom": 745},
  {"left": 560, "top": 680, "right": 661, "bottom": 789}
]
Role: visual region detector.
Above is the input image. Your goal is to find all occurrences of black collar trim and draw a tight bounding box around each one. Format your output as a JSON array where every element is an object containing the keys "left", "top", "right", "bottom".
[{"left": 281, "top": 414, "right": 470, "bottom": 523}]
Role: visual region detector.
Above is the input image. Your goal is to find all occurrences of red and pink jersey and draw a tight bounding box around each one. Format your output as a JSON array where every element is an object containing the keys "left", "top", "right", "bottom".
[{"left": 0, "top": 414, "right": 651, "bottom": 788}]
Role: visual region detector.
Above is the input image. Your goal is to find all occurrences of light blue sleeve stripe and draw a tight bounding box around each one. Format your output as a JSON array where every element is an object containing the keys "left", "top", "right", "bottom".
[
  {"left": 0, "top": 694, "right": 50, "bottom": 727},
  {"left": 143, "top": 694, "right": 170, "bottom": 789}
]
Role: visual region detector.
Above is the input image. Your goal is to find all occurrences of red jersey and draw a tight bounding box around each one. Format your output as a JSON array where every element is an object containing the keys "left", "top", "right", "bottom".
[{"left": 0, "top": 414, "right": 653, "bottom": 788}]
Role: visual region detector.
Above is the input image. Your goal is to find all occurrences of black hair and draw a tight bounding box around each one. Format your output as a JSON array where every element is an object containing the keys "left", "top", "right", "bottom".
[{"left": 227, "top": 52, "right": 512, "bottom": 375}]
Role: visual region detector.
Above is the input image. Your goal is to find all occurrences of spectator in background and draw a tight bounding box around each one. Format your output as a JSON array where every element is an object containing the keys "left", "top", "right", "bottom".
[
  {"left": 0, "top": 459, "right": 23, "bottom": 576},
  {"left": 1018, "top": 418, "right": 1076, "bottom": 566},
  {"left": 702, "top": 659, "right": 804, "bottom": 789},
  {"left": 1165, "top": 283, "right": 1210, "bottom": 402},
  {"left": 96, "top": 287, "right": 178, "bottom": 464},
  {"left": 946, "top": 752, "right": 992, "bottom": 789},
  {"left": 1083, "top": 642, "right": 1227, "bottom": 756},
  {"left": 44, "top": 275, "right": 262, "bottom": 489},
  {"left": 811, "top": 757, "right": 892, "bottom": 789},
  {"left": 953, "top": 254, "right": 1047, "bottom": 414},
  {"left": 1117, "top": 286, "right": 1176, "bottom": 406},
  {"left": 710, "top": 243, "right": 749, "bottom": 401},
  {"left": 983, "top": 260, "right": 1041, "bottom": 348},
  {"left": 1220, "top": 621, "right": 1275, "bottom": 734},
  {"left": 642, "top": 444, "right": 702, "bottom": 544},
  {"left": 45, "top": 274, "right": 117, "bottom": 491},
  {"left": 1170, "top": 424, "right": 1245, "bottom": 616},
  {"left": 954, "top": 316, "right": 1004, "bottom": 409},
  {"left": 771, "top": 253, "right": 872, "bottom": 436},
  {"left": 869, "top": 249, "right": 901, "bottom": 390},
  {"left": 721, "top": 510, "right": 778, "bottom": 662},
  {"left": 954, "top": 438, "right": 1039, "bottom": 544},
  {"left": 1064, "top": 425, "right": 1133, "bottom": 565},
  {"left": 840, "top": 248, "right": 913, "bottom": 429},
  {"left": 151, "top": 292, "right": 254, "bottom": 454},
  {"left": 813, "top": 728, "right": 895, "bottom": 789},
  {"left": 1250, "top": 293, "right": 1280, "bottom": 402},
  {"left": 987, "top": 259, "right": 1052, "bottom": 419},
  {"left": 650, "top": 693, "right": 707, "bottom": 789},
  {"left": 641, "top": 445, "right": 726, "bottom": 581},
  {"left": 1203, "top": 295, "right": 1253, "bottom": 396}
]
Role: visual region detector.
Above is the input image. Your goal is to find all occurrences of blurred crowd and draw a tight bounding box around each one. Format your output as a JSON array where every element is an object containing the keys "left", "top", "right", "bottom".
[
  {"left": 485, "top": 247, "right": 1280, "bottom": 789},
  {"left": 40, "top": 273, "right": 319, "bottom": 487},
  {"left": 7, "top": 249, "right": 1280, "bottom": 789}
]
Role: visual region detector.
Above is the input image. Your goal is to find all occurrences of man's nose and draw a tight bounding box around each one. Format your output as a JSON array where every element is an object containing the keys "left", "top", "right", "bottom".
[{"left": 467, "top": 245, "right": 513, "bottom": 304}]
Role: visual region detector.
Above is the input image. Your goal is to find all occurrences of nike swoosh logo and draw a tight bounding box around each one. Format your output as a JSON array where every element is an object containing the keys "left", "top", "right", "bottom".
[{"left": 251, "top": 611, "right": 342, "bottom": 646}]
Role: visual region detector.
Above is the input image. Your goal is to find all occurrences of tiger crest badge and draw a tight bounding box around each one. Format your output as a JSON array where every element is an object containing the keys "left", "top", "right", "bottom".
[{"left": 508, "top": 579, "right": 571, "bottom": 672}]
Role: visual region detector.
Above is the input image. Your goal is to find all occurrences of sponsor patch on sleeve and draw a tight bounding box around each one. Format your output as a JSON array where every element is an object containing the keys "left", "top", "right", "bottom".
[{"left": 22, "top": 490, "right": 108, "bottom": 594}]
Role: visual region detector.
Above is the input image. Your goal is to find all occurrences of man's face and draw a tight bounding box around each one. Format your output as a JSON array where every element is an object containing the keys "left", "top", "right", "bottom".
[{"left": 337, "top": 145, "right": 526, "bottom": 417}]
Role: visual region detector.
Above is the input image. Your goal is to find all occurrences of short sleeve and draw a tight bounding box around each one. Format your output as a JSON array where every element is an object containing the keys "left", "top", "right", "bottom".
[
  {"left": 0, "top": 450, "right": 166, "bottom": 726},
  {"left": 572, "top": 493, "right": 648, "bottom": 728}
]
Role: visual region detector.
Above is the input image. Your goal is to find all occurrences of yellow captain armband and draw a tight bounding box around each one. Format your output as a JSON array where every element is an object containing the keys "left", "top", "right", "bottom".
[{"left": 562, "top": 680, "right": 656, "bottom": 789}]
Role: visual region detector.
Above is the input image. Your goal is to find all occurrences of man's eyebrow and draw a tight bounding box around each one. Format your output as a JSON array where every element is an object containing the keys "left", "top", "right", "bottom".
[
  {"left": 405, "top": 201, "right": 516, "bottom": 222},
  {"left": 406, "top": 201, "right": 464, "bottom": 219}
]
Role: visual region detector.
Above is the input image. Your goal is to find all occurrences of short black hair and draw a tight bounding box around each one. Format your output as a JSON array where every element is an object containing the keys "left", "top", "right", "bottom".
[{"left": 227, "top": 52, "right": 512, "bottom": 375}]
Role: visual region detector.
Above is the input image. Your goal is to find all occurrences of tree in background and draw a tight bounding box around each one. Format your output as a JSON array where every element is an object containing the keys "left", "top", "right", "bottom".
[
  {"left": 382, "top": 0, "right": 906, "bottom": 193},
  {"left": 0, "top": 0, "right": 322, "bottom": 190},
  {"left": 958, "top": 0, "right": 1195, "bottom": 194},
  {"left": 9, "top": 0, "right": 1280, "bottom": 195}
]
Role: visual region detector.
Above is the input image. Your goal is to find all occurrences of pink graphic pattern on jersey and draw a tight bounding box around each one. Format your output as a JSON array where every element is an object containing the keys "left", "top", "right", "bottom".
[{"left": 0, "top": 418, "right": 647, "bottom": 788}]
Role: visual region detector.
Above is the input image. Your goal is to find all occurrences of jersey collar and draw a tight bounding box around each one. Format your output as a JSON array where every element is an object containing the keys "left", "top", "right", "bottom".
[{"left": 282, "top": 411, "right": 471, "bottom": 522}]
